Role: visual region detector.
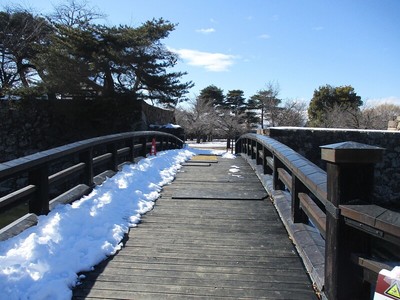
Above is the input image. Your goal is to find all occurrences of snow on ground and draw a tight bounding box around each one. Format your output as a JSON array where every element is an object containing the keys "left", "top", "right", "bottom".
[
  {"left": 222, "top": 152, "right": 236, "bottom": 159},
  {"left": 187, "top": 141, "right": 226, "bottom": 148},
  {"left": 187, "top": 140, "right": 237, "bottom": 157},
  {"left": 0, "top": 146, "right": 236, "bottom": 300}
]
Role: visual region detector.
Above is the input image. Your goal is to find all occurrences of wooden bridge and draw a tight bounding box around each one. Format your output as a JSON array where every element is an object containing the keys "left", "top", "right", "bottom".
[
  {"left": 1, "top": 131, "right": 400, "bottom": 299},
  {"left": 72, "top": 154, "right": 317, "bottom": 299}
]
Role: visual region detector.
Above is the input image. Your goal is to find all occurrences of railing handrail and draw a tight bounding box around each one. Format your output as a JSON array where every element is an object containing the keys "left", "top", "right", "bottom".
[
  {"left": 240, "top": 133, "right": 328, "bottom": 205},
  {"left": 236, "top": 133, "right": 399, "bottom": 300},
  {"left": 0, "top": 131, "right": 183, "bottom": 230},
  {"left": 0, "top": 131, "right": 180, "bottom": 180}
]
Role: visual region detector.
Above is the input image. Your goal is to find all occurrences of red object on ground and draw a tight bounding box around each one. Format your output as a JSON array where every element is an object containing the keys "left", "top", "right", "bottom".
[{"left": 150, "top": 138, "right": 157, "bottom": 156}]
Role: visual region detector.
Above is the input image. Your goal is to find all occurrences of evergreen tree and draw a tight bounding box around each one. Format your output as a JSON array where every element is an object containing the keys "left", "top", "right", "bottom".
[
  {"left": 307, "top": 84, "right": 362, "bottom": 127},
  {"left": 225, "top": 89, "right": 246, "bottom": 115},
  {"left": 198, "top": 85, "right": 225, "bottom": 107},
  {"left": 0, "top": 9, "right": 51, "bottom": 96},
  {"left": 34, "top": 18, "right": 193, "bottom": 105},
  {"left": 248, "top": 82, "right": 281, "bottom": 128}
]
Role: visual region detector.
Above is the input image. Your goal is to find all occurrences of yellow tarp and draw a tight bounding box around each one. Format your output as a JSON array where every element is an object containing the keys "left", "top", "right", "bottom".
[{"left": 190, "top": 155, "right": 218, "bottom": 162}]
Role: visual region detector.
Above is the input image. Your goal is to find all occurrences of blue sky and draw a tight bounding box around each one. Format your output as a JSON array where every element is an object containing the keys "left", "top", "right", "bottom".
[{"left": 3, "top": 0, "right": 400, "bottom": 106}]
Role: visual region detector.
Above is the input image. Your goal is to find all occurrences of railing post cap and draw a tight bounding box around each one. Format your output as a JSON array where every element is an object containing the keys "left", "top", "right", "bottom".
[{"left": 320, "top": 141, "right": 384, "bottom": 163}]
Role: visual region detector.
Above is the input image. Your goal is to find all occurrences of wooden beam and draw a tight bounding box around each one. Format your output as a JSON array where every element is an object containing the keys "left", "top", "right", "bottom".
[
  {"left": 0, "top": 185, "right": 36, "bottom": 210},
  {"left": 299, "top": 193, "right": 326, "bottom": 238}
]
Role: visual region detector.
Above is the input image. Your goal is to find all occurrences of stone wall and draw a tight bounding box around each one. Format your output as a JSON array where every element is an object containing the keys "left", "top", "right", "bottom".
[
  {"left": 0, "top": 99, "right": 175, "bottom": 163},
  {"left": 266, "top": 127, "right": 400, "bottom": 209},
  {"left": 141, "top": 101, "right": 175, "bottom": 128}
]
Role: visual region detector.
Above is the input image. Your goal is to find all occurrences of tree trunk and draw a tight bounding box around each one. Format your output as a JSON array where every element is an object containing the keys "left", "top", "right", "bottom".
[
  {"left": 261, "top": 106, "right": 264, "bottom": 129},
  {"left": 103, "top": 66, "right": 115, "bottom": 97}
]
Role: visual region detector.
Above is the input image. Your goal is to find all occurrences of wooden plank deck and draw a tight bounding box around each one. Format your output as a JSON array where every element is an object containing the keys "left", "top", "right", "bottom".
[{"left": 73, "top": 155, "right": 317, "bottom": 299}]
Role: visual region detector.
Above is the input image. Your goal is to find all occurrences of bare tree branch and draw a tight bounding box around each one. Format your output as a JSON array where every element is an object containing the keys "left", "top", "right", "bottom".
[{"left": 49, "top": 0, "right": 105, "bottom": 28}]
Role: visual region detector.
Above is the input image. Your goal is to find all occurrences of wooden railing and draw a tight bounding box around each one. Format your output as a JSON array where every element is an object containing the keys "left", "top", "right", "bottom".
[
  {"left": 236, "top": 133, "right": 400, "bottom": 300},
  {"left": 0, "top": 131, "right": 183, "bottom": 240}
]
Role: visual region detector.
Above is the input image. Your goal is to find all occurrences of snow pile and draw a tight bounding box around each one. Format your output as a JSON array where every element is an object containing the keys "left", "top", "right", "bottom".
[
  {"left": 0, "top": 148, "right": 200, "bottom": 300},
  {"left": 187, "top": 141, "right": 226, "bottom": 148},
  {"left": 164, "top": 123, "right": 181, "bottom": 129},
  {"left": 149, "top": 123, "right": 181, "bottom": 129},
  {"left": 222, "top": 152, "right": 236, "bottom": 159}
]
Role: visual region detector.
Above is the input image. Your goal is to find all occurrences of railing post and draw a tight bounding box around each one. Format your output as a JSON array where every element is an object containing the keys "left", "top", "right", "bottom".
[
  {"left": 173, "top": 137, "right": 178, "bottom": 149},
  {"left": 107, "top": 143, "right": 119, "bottom": 172},
  {"left": 79, "top": 149, "right": 94, "bottom": 187},
  {"left": 256, "top": 142, "right": 262, "bottom": 165},
  {"left": 140, "top": 136, "right": 147, "bottom": 157},
  {"left": 251, "top": 139, "right": 256, "bottom": 160},
  {"left": 235, "top": 138, "right": 242, "bottom": 154},
  {"left": 321, "top": 141, "right": 384, "bottom": 300},
  {"left": 29, "top": 165, "right": 49, "bottom": 215},
  {"left": 262, "top": 146, "right": 272, "bottom": 175},
  {"left": 292, "top": 176, "right": 309, "bottom": 223},
  {"left": 273, "top": 156, "right": 285, "bottom": 190},
  {"left": 180, "top": 138, "right": 184, "bottom": 148},
  {"left": 128, "top": 138, "right": 135, "bottom": 162},
  {"left": 160, "top": 136, "right": 165, "bottom": 151},
  {"left": 246, "top": 138, "right": 251, "bottom": 156},
  {"left": 165, "top": 136, "right": 170, "bottom": 150}
]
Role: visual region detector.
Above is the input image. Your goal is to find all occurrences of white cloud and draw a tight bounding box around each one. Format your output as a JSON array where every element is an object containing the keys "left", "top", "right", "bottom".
[
  {"left": 169, "top": 48, "right": 237, "bottom": 72},
  {"left": 364, "top": 96, "right": 400, "bottom": 107},
  {"left": 259, "top": 34, "right": 271, "bottom": 39},
  {"left": 312, "top": 26, "right": 324, "bottom": 31},
  {"left": 196, "top": 28, "right": 216, "bottom": 34}
]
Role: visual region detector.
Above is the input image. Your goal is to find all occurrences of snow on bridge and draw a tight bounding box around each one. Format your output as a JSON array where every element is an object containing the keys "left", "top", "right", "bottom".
[{"left": 0, "top": 144, "right": 316, "bottom": 299}]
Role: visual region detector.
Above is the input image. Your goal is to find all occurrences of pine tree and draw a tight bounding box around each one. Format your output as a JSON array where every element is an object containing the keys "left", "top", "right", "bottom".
[{"left": 307, "top": 84, "right": 362, "bottom": 127}]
